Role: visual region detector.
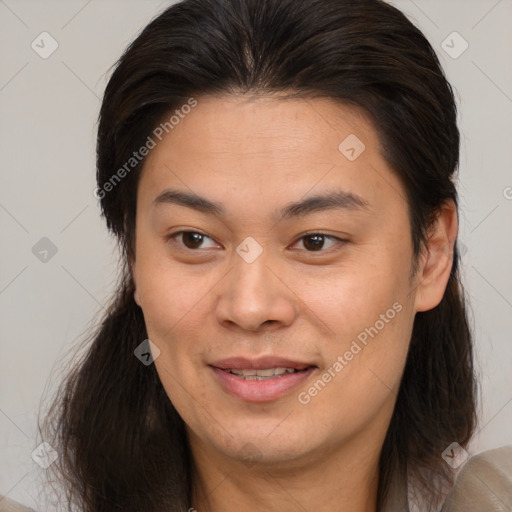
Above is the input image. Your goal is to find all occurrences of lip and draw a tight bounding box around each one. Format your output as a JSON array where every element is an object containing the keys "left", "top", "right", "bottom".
[
  {"left": 209, "top": 357, "right": 317, "bottom": 402},
  {"left": 211, "top": 356, "right": 313, "bottom": 370}
]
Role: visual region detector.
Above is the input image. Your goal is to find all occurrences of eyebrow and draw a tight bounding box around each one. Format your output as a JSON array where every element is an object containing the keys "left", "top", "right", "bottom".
[{"left": 152, "top": 188, "right": 369, "bottom": 220}]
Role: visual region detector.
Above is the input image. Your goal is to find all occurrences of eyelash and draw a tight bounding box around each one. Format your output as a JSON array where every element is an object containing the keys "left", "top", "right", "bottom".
[{"left": 166, "top": 230, "right": 347, "bottom": 254}]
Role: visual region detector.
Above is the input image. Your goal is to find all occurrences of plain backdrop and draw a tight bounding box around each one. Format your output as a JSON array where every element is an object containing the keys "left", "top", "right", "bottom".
[{"left": 1, "top": 0, "right": 511, "bottom": 509}]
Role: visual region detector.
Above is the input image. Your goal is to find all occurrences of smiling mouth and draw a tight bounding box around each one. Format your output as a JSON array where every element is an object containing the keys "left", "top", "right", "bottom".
[
  {"left": 211, "top": 363, "right": 317, "bottom": 402},
  {"left": 223, "top": 367, "right": 312, "bottom": 380}
]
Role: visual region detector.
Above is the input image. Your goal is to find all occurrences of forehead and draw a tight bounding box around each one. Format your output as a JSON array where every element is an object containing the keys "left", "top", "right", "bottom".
[
  {"left": 146, "top": 94, "right": 375, "bottom": 161},
  {"left": 137, "top": 94, "right": 407, "bottom": 218}
]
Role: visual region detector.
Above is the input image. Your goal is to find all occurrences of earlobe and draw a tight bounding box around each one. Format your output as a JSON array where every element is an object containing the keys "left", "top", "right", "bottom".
[
  {"left": 131, "top": 260, "right": 141, "bottom": 307},
  {"left": 414, "top": 200, "right": 458, "bottom": 312}
]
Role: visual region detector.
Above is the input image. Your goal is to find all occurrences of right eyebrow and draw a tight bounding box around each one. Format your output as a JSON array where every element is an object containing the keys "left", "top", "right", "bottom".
[{"left": 152, "top": 189, "right": 224, "bottom": 216}]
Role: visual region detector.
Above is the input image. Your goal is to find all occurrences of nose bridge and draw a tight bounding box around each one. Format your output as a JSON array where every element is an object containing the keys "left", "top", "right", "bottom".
[
  {"left": 231, "top": 239, "right": 274, "bottom": 302},
  {"left": 215, "top": 238, "right": 296, "bottom": 331}
]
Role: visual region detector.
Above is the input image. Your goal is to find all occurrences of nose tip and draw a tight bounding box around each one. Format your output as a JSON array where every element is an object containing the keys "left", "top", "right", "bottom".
[{"left": 214, "top": 250, "right": 297, "bottom": 333}]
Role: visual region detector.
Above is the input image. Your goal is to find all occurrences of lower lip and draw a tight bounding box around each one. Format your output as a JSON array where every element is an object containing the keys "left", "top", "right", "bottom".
[{"left": 210, "top": 366, "right": 316, "bottom": 402}]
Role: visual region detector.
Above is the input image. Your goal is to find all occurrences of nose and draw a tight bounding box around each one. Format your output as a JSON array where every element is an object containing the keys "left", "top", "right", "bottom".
[{"left": 214, "top": 245, "right": 297, "bottom": 333}]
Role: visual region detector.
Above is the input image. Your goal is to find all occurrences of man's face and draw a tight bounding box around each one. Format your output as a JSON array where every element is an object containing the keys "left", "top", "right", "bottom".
[{"left": 132, "top": 95, "right": 419, "bottom": 468}]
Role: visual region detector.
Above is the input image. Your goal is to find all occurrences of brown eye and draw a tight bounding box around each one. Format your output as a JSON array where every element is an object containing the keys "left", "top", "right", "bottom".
[
  {"left": 181, "top": 232, "right": 205, "bottom": 249},
  {"left": 295, "top": 233, "right": 342, "bottom": 252},
  {"left": 168, "top": 231, "right": 218, "bottom": 250},
  {"left": 303, "top": 234, "right": 326, "bottom": 251}
]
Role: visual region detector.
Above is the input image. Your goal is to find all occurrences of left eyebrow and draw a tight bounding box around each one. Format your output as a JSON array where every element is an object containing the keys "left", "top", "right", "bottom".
[
  {"left": 151, "top": 188, "right": 370, "bottom": 219},
  {"left": 278, "top": 190, "right": 370, "bottom": 219}
]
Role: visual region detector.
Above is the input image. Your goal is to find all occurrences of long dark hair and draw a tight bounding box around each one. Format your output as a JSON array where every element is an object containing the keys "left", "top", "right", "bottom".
[{"left": 40, "top": 0, "right": 477, "bottom": 510}]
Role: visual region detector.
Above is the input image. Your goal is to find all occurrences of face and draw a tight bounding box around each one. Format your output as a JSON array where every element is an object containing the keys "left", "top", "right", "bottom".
[{"left": 131, "top": 95, "right": 427, "bottom": 470}]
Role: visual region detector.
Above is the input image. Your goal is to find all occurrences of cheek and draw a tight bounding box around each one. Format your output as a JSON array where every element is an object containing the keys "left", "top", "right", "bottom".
[
  {"left": 293, "top": 252, "right": 414, "bottom": 396},
  {"left": 295, "top": 259, "right": 408, "bottom": 342},
  {"left": 134, "top": 244, "right": 211, "bottom": 338},
  {"left": 136, "top": 264, "right": 210, "bottom": 411},
  {"left": 296, "top": 298, "right": 413, "bottom": 442},
  {"left": 134, "top": 256, "right": 220, "bottom": 401}
]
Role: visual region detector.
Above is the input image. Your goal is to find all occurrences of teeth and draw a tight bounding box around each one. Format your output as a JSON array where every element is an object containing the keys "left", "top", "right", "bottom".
[{"left": 228, "top": 367, "right": 304, "bottom": 379}]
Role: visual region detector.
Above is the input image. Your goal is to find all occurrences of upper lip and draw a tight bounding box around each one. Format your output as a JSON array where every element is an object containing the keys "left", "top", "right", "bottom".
[{"left": 210, "top": 356, "right": 316, "bottom": 370}]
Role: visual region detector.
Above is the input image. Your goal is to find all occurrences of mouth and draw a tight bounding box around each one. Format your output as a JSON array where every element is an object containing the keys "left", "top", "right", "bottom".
[
  {"left": 222, "top": 366, "right": 313, "bottom": 380},
  {"left": 209, "top": 357, "right": 317, "bottom": 402}
]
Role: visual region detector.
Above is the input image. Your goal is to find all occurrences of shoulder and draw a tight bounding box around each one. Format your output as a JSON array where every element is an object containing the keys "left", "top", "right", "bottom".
[
  {"left": 442, "top": 445, "right": 512, "bottom": 512},
  {"left": 0, "top": 495, "right": 36, "bottom": 512}
]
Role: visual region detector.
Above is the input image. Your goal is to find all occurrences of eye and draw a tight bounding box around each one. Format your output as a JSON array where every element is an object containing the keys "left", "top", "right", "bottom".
[
  {"left": 167, "top": 231, "right": 219, "bottom": 250},
  {"left": 167, "top": 231, "right": 345, "bottom": 253},
  {"left": 292, "top": 233, "right": 345, "bottom": 252}
]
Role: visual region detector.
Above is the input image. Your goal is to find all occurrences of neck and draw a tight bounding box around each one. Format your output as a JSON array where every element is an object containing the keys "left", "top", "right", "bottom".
[{"left": 189, "top": 432, "right": 381, "bottom": 512}]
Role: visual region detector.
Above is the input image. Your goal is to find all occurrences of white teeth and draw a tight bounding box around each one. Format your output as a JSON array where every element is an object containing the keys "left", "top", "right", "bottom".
[
  {"left": 230, "top": 369, "right": 258, "bottom": 376},
  {"left": 228, "top": 367, "right": 303, "bottom": 379}
]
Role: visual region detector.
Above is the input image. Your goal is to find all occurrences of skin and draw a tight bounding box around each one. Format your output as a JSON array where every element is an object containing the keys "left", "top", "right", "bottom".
[{"left": 131, "top": 95, "right": 457, "bottom": 511}]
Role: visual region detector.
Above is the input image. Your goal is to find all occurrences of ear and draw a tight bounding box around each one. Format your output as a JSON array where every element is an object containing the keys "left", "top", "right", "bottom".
[
  {"left": 414, "top": 200, "right": 458, "bottom": 312},
  {"left": 130, "top": 258, "right": 142, "bottom": 307}
]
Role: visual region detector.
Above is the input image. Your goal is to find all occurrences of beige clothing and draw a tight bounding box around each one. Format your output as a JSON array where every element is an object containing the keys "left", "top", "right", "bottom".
[
  {"left": 381, "top": 445, "right": 512, "bottom": 512},
  {"left": 2, "top": 446, "right": 511, "bottom": 511},
  {"left": 0, "top": 495, "right": 35, "bottom": 512},
  {"left": 441, "top": 445, "right": 512, "bottom": 512}
]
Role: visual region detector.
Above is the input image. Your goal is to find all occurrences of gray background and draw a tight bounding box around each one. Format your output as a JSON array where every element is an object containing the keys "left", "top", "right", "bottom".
[{"left": 1, "top": 0, "right": 511, "bottom": 509}]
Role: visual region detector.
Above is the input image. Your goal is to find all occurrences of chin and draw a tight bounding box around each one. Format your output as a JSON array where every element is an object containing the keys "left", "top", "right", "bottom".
[{"left": 207, "top": 422, "right": 319, "bottom": 465}]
